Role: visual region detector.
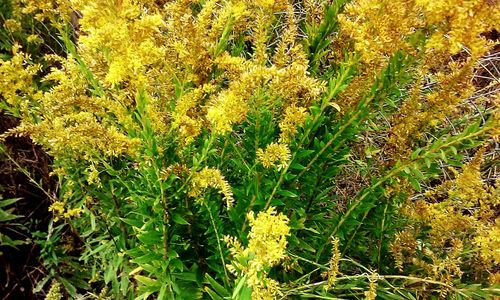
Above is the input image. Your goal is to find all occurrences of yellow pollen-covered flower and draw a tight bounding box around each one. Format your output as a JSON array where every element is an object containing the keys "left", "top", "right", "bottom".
[
  {"left": 189, "top": 167, "right": 234, "bottom": 208},
  {"left": 224, "top": 207, "right": 289, "bottom": 299},
  {"left": 207, "top": 90, "right": 248, "bottom": 135},
  {"left": 49, "top": 201, "right": 83, "bottom": 222},
  {"left": 247, "top": 207, "right": 290, "bottom": 268},
  {"left": 279, "top": 105, "right": 308, "bottom": 143},
  {"left": 324, "top": 237, "right": 340, "bottom": 289},
  {"left": 257, "top": 143, "right": 291, "bottom": 170},
  {"left": 364, "top": 272, "right": 378, "bottom": 300}
]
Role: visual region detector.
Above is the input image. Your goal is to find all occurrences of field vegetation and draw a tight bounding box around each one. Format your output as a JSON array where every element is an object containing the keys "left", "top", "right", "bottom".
[{"left": 0, "top": 0, "right": 499, "bottom": 299}]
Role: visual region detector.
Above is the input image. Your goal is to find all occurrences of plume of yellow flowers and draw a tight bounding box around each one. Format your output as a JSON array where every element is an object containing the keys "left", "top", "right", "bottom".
[
  {"left": 172, "top": 84, "right": 216, "bottom": 144},
  {"left": 256, "top": 143, "right": 291, "bottom": 170},
  {"left": 246, "top": 208, "right": 290, "bottom": 268},
  {"left": 416, "top": 0, "right": 499, "bottom": 59},
  {"left": 0, "top": 45, "right": 42, "bottom": 113},
  {"left": 71, "top": 0, "right": 167, "bottom": 88},
  {"left": 339, "top": 0, "right": 422, "bottom": 66},
  {"left": 9, "top": 0, "right": 72, "bottom": 25},
  {"left": 323, "top": 237, "right": 340, "bottom": 289},
  {"left": 189, "top": 167, "right": 234, "bottom": 209},
  {"left": 48, "top": 201, "right": 83, "bottom": 222},
  {"left": 207, "top": 90, "right": 249, "bottom": 135},
  {"left": 364, "top": 272, "right": 378, "bottom": 300},
  {"left": 339, "top": 0, "right": 499, "bottom": 156},
  {"left": 45, "top": 281, "right": 63, "bottom": 300},
  {"left": 224, "top": 207, "right": 290, "bottom": 299},
  {"left": 391, "top": 149, "right": 499, "bottom": 284},
  {"left": 279, "top": 105, "right": 308, "bottom": 143}
]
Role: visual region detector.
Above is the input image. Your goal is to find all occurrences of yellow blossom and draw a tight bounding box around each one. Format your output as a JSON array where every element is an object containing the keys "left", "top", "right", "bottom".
[
  {"left": 189, "top": 167, "right": 234, "bottom": 208},
  {"left": 224, "top": 207, "right": 290, "bottom": 299},
  {"left": 474, "top": 223, "right": 500, "bottom": 265},
  {"left": 247, "top": 207, "right": 290, "bottom": 268},
  {"left": 364, "top": 272, "right": 378, "bottom": 300},
  {"left": 392, "top": 150, "right": 499, "bottom": 282},
  {"left": 279, "top": 105, "right": 308, "bottom": 143},
  {"left": 0, "top": 45, "right": 41, "bottom": 111},
  {"left": 49, "top": 201, "right": 82, "bottom": 222},
  {"left": 324, "top": 237, "right": 340, "bottom": 288},
  {"left": 257, "top": 143, "right": 291, "bottom": 170},
  {"left": 45, "top": 281, "right": 63, "bottom": 300},
  {"left": 207, "top": 90, "right": 248, "bottom": 135},
  {"left": 3, "top": 19, "right": 22, "bottom": 32}
]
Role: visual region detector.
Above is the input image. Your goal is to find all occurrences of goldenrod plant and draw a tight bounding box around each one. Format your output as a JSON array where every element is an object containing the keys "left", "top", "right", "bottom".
[{"left": 0, "top": 0, "right": 499, "bottom": 299}]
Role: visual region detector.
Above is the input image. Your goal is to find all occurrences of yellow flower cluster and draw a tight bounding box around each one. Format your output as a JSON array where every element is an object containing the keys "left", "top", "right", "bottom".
[
  {"left": 71, "top": 0, "right": 167, "bottom": 88},
  {"left": 391, "top": 149, "right": 499, "bottom": 283},
  {"left": 189, "top": 167, "right": 234, "bottom": 209},
  {"left": 86, "top": 163, "right": 101, "bottom": 187},
  {"left": 256, "top": 143, "right": 291, "bottom": 170},
  {"left": 417, "top": 0, "right": 499, "bottom": 59},
  {"left": 339, "top": 0, "right": 499, "bottom": 156},
  {"left": 224, "top": 207, "right": 290, "bottom": 299},
  {"left": 45, "top": 281, "right": 63, "bottom": 300},
  {"left": 364, "top": 272, "right": 378, "bottom": 300},
  {"left": 207, "top": 89, "right": 250, "bottom": 135},
  {"left": 389, "top": 60, "right": 477, "bottom": 156},
  {"left": 247, "top": 208, "right": 290, "bottom": 268},
  {"left": 48, "top": 201, "right": 83, "bottom": 222},
  {"left": 474, "top": 224, "right": 500, "bottom": 265},
  {"left": 172, "top": 84, "right": 215, "bottom": 145},
  {"left": 3, "top": 19, "right": 22, "bottom": 33},
  {"left": 340, "top": 0, "right": 498, "bottom": 66},
  {"left": 9, "top": 0, "right": 71, "bottom": 24},
  {"left": 279, "top": 105, "right": 308, "bottom": 143},
  {"left": 170, "top": 0, "right": 323, "bottom": 136},
  {"left": 324, "top": 237, "right": 340, "bottom": 289},
  {"left": 339, "top": 0, "right": 422, "bottom": 66},
  {"left": 3, "top": 0, "right": 325, "bottom": 160},
  {"left": 0, "top": 45, "right": 42, "bottom": 114}
]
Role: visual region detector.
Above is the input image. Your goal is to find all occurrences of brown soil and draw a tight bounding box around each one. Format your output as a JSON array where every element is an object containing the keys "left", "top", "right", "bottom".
[{"left": 0, "top": 112, "right": 54, "bottom": 300}]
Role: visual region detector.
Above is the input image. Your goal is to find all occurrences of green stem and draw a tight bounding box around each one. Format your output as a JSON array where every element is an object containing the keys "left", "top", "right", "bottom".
[
  {"left": 206, "top": 203, "right": 230, "bottom": 287},
  {"left": 264, "top": 61, "right": 355, "bottom": 210}
]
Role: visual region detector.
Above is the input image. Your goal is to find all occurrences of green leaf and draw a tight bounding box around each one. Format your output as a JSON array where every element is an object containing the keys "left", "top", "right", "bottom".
[
  {"left": 289, "top": 163, "right": 306, "bottom": 170},
  {"left": 134, "top": 275, "right": 160, "bottom": 288},
  {"left": 158, "top": 284, "right": 168, "bottom": 300},
  {"left": 120, "top": 274, "right": 130, "bottom": 296},
  {"left": 298, "top": 239, "right": 316, "bottom": 253},
  {"left": 0, "top": 209, "right": 21, "bottom": 222},
  {"left": 0, "top": 197, "right": 21, "bottom": 208},
  {"left": 172, "top": 213, "right": 190, "bottom": 225},
  {"left": 232, "top": 275, "right": 247, "bottom": 299},
  {"left": 137, "top": 230, "right": 163, "bottom": 245},
  {"left": 59, "top": 277, "right": 77, "bottom": 297},
  {"left": 277, "top": 190, "right": 299, "bottom": 198},
  {"left": 104, "top": 265, "right": 115, "bottom": 284},
  {"left": 205, "top": 273, "right": 230, "bottom": 297},
  {"left": 205, "top": 287, "right": 224, "bottom": 300}
]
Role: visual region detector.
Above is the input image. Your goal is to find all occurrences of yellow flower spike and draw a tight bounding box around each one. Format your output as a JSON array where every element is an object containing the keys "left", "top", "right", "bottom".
[
  {"left": 324, "top": 237, "right": 340, "bottom": 289},
  {"left": 247, "top": 207, "right": 290, "bottom": 268},
  {"left": 225, "top": 207, "right": 289, "bottom": 299},
  {"left": 207, "top": 90, "right": 249, "bottom": 135},
  {"left": 189, "top": 167, "right": 234, "bottom": 208},
  {"left": 339, "top": 0, "right": 422, "bottom": 66},
  {"left": 279, "top": 105, "right": 308, "bottom": 143},
  {"left": 392, "top": 149, "right": 499, "bottom": 283},
  {"left": 364, "top": 272, "right": 378, "bottom": 300},
  {"left": 0, "top": 45, "right": 41, "bottom": 111},
  {"left": 257, "top": 143, "right": 291, "bottom": 170}
]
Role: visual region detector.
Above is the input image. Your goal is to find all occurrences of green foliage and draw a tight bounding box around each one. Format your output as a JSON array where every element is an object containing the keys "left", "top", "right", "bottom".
[
  {"left": 0, "top": 196, "right": 25, "bottom": 253},
  {"left": 0, "top": 0, "right": 498, "bottom": 299}
]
